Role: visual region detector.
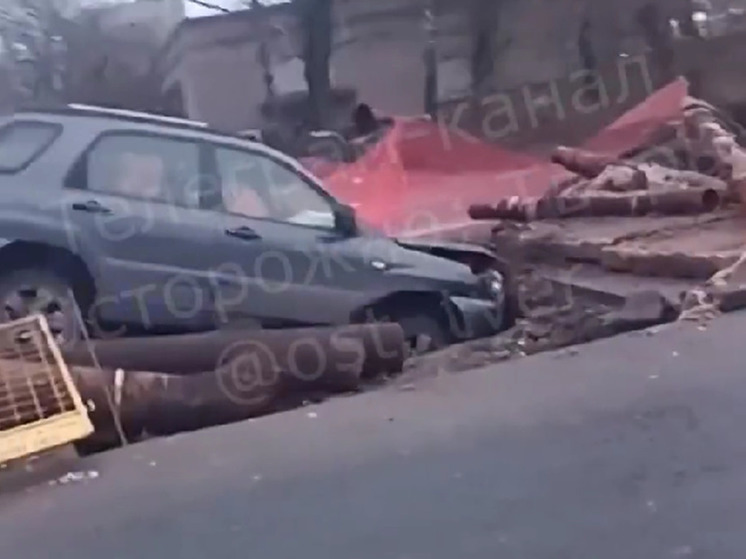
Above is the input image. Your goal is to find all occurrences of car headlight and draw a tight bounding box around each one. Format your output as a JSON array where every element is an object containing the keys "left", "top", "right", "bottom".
[{"left": 480, "top": 270, "right": 504, "bottom": 301}]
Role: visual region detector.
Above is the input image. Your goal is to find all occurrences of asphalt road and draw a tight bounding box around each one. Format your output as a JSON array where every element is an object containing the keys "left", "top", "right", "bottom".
[{"left": 2, "top": 314, "right": 746, "bottom": 559}]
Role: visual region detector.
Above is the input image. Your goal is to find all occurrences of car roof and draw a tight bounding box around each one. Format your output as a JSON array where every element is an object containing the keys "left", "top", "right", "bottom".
[
  {"left": 7, "top": 103, "right": 318, "bottom": 177},
  {"left": 10, "top": 104, "right": 262, "bottom": 146}
]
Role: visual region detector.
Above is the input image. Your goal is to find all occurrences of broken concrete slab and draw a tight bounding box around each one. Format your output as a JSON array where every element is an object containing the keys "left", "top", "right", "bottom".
[
  {"left": 536, "top": 263, "right": 697, "bottom": 306},
  {"left": 638, "top": 163, "right": 732, "bottom": 193},
  {"left": 680, "top": 250, "right": 746, "bottom": 315},
  {"left": 490, "top": 210, "right": 744, "bottom": 280},
  {"left": 398, "top": 291, "right": 676, "bottom": 382},
  {"left": 398, "top": 284, "right": 682, "bottom": 385},
  {"left": 707, "top": 250, "right": 746, "bottom": 289},
  {"left": 602, "top": 213, "right": 746, "bottom": 279},
  {"left": 679, "top": 287, "right": 719, "bottom": 319},
  {"left": 601, "top": 290, "right": 679, "bottom": 335},
  {"left": 599, "top": 247, "right": 739, "bottom": 279},
  {"left": 492, "top": 212, "right": 727, "bottom": 258},
  {"left": 587, "top": 164, "right": 649, "bottom": 192}
]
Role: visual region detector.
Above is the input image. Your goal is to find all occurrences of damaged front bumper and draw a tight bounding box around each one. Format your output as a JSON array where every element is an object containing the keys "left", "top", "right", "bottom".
[
  {"left": 446, "top": 269, "right": 506, "bottom": 340},
  {"left": 448, "top": 296, "right": 505, "bottom": 340}
]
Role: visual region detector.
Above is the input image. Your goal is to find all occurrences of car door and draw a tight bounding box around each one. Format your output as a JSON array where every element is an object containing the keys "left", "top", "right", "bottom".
[
  {"left": 61, "top": 130, "right": 221, "bottom": 331},
  {"left": 207, "top": 145, "right": 373, "bottom": 327}
]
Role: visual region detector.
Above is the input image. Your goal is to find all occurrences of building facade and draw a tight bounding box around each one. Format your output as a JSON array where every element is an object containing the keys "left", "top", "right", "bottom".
[{"left": 158, "top": 0, "right": 687, "bottom": 135}]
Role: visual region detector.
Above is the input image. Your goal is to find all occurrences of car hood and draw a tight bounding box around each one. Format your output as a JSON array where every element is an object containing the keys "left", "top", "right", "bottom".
[
  {"left": 394, "top": 237, "right": 495, "bottom": 259},
  {"left": 341, "top": 235, "right": 481, "bottom": 293}
]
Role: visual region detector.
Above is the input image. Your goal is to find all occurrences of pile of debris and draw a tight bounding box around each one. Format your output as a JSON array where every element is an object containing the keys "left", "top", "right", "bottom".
[
  {"left": 464, "top": 86, "right": 746, "bottom": 323},
  {"left": 470, "top": 94, "right": 746, "bottom": 222},
  {"left": 400, "top": 269, "right": 679, "bottom": 382}
]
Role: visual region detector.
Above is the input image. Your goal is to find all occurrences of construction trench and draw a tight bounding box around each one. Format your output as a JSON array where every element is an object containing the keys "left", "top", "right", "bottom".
[{"left": 7, "top": 79, "right": 746, "bottom": 463}]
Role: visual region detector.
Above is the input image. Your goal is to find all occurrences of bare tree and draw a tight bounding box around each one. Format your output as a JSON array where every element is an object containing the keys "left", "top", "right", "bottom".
[
  {"left": 64, "top": 23, "right": 167, "bottom": 114},
  {"left": 0, "top": 0, "right": 76, "bottom": 104},
  {"left": 423, "top": 0, "right": 437, "bottom": 118},
  {"left": 296, "top": 0, "right": 332, "bottom": 129},
  {"left": 635, "top": 2, "right": 676, "bottom": 80},
  {"left": 677, "top": 0, "right": 698, "bottom": 37},
  {"left": 469, "top": 0, "right": 505, "bottom": 96}
]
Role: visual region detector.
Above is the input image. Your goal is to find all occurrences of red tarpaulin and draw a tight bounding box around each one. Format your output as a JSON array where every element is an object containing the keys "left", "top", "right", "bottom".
[
  {"left": 583, "top": 77, "right": 688, "bottom": 154},
  {"left": 311, "top": 78, "right": 689, "bottom": 235}
]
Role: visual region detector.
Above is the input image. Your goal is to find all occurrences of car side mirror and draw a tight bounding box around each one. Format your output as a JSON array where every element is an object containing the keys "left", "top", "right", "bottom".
[{"left": 334, "top": 203, "right": 358, "bottom": 236}]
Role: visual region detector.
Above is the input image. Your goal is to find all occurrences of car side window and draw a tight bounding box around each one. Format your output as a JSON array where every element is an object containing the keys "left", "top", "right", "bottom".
[
  {"left": 0, "top": 121, "right": 61, "bottom": 173},
  {"left": 214, "top": 147, "right": 335, "bottom": 228},
  {"left": 84, "top": 133, "right": 201, "bottom": 208}
]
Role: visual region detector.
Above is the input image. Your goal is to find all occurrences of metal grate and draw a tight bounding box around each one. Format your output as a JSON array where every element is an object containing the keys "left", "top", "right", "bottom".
[{"left": 0, "top": 315, "right": 93, "bottom": 465}]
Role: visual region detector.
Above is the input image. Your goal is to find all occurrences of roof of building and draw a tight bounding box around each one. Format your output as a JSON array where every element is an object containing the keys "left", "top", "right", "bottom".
[{"left": 158, "top": 3, "right": 294, "bottom": 73}]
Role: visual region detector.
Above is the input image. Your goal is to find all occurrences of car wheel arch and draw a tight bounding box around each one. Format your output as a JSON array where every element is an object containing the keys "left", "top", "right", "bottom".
[
  {"left": 351, "top": 290, "right": 463, "bottom": 342},
  {"left": 0, "top": 240, "right": 97, "bottom": 310}
]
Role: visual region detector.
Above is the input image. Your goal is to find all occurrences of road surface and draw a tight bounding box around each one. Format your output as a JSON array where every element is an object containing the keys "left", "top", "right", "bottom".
[{"left": 2, "top": 313, "right": 746, "bottom": 558}]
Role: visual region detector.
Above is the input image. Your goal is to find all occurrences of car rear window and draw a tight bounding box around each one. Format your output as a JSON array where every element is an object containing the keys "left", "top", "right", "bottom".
[{"left": 0, "top": 121, "right": 61, "bottom": 172}]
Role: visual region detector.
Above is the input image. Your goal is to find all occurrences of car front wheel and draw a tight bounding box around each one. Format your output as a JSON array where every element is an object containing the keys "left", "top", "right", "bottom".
[
  {"left": 399, "top": 311, "right": 450, "bottom": 354},
  {"left": 0, "top": 268, "right": 84, "bottom": 347},
  {"left": 369, "top": 307, "right": 451, "bottom": 356}
]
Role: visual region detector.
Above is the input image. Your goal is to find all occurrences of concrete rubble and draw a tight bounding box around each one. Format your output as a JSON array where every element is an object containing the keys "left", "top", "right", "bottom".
[
  {"left": 466, "top": 84, "right": 746, "bottom": 326},
  {"left": 381, "top": 83, "right": 746, "bottom": 381},
  {"left": 398, "top": 265, "right": 681, "bottom": 382},
  {"left": 471, "top": 95, "right": 745, "bottom": 219}
]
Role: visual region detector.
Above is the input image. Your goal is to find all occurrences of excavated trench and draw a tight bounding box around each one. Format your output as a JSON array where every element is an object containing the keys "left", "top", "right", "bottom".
[
  {"left": 395, "top": 263, "right": 681, "bottom": 384},
  {"left": 81, "top": 239, "right": 689, "bottom": 453},
  {"left": 0, "top": 241, "right": 686, "bottom": 468}
]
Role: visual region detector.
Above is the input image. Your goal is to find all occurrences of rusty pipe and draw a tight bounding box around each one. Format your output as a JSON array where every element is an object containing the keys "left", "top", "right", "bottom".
[{"left": 469, "top": 187, "right": 724, "bottom": 221}]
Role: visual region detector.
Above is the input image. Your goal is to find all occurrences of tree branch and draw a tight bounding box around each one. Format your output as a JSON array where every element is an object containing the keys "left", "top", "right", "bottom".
[{"left": 185, "top": 0, "right": 231, "bottom": 14}]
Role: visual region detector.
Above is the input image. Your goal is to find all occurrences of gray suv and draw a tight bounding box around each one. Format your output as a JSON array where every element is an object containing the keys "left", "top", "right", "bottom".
[{"left": 0, "top": 105, "right": 510, "bottom": 350}]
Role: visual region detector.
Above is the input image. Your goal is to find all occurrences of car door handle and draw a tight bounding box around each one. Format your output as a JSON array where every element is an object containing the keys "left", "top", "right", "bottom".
[
  {"left": 72, "top": 200, "right": 112, "bottom": 214},
  {"left": 225, "top": 226, "right": 261, "bottom": 240}
]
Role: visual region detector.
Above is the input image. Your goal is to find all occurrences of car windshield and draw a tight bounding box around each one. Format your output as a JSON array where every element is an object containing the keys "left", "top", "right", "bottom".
[{"left": 2, "top": 2, "right": 741, "bottom": 559}]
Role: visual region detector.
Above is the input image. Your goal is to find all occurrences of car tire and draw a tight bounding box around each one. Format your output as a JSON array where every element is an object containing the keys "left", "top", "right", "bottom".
[
  {"left": 0, "top": 268, "right": 85, "bottom": 348},
  {"left": 391, "top": 310, "right": 450, "bottom": 355}
]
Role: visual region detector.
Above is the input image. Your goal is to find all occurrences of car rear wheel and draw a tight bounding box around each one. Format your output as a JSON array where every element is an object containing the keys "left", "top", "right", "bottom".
[{"left": 0, "top": 268, "right": 84, "bottom": 348}]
